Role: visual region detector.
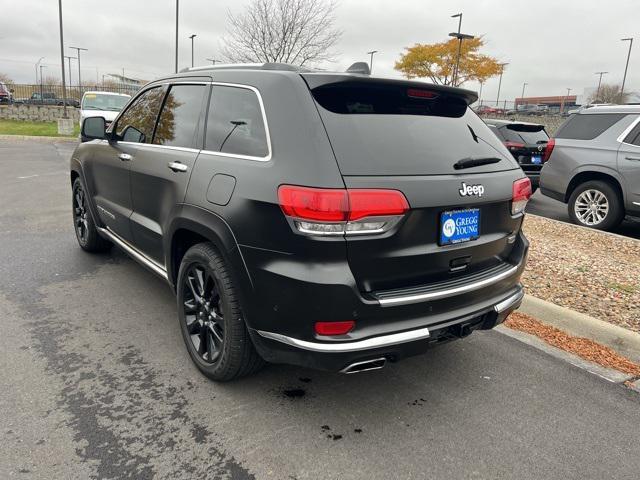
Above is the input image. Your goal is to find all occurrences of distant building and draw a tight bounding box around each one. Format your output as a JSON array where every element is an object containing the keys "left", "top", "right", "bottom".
[{"left": 515, "top": 95, "right": 577, "bottom": 113}]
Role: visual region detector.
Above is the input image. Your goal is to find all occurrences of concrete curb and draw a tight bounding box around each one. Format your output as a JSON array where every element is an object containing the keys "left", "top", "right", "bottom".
[
  {"left": 495, "top": 325, "right": 635, "bottom": 383},
  {"left": 0, "top": 134, "right": 78, "bottom": 143},
  {"left": 518, "top": 294, "right": 640, "bottom": 365}
]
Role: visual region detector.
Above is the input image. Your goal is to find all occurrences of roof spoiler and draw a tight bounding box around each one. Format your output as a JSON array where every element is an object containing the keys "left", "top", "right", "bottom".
[{"left": 346, "top": 62, "right": 370, "bottom": 75}]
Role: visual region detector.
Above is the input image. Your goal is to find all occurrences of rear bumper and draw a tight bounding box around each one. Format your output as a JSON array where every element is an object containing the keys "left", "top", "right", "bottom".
[
  {"left": 242, "top": 231, "right": 529, "bottom": 372},
  {"left": 249, "top": 286, "right": 524, "bottom": 371}
]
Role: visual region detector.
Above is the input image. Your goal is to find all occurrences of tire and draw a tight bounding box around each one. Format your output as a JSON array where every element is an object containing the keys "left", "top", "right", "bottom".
[
  {"left": 568, "top": 180, "right": 624, "bottom": 231},
  {"left": 72, "top": 178, "right": 112, "bottom": 252},
  {"left": 176, "top": 243, "right": 264, "bottom": 381}
]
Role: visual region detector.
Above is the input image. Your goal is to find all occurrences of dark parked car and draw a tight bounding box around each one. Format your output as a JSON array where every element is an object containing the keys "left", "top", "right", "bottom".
[
  {"left": 485, "top": 119, "right": 549, "bottom": 191},
  {"left": 24, "top": 92, "right": 79, "bottom": 107},
  {"left": 540, "top": 105, "right": 640, "bottom": 230},
  {"left": 71, "top": 63, "right": 530, "bottom": 381}
]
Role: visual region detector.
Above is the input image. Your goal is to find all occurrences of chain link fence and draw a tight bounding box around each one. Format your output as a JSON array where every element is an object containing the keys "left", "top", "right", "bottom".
[{"left": 4, "top": 84, "right": 141, "bottom": 106}]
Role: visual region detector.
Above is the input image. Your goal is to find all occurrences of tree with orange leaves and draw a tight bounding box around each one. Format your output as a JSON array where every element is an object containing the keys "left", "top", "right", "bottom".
[{"left": 395, "top": 37, "right": 501, "bottom": 87}]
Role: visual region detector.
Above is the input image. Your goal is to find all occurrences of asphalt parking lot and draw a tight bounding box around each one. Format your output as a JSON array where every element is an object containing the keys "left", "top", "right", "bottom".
[
  {"left": 527, "top": 190, "right": 640, "bottom": 240},
  {"left": 1, "top": 139, "right": 639, "bottom": 480}
]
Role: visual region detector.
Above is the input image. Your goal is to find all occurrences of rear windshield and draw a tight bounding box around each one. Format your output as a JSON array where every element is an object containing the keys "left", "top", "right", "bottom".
[
  {"left": 501, "top": 124, "right": 548, "bottom": 144},
  {"left": 312, "top": 82, "right": 468, "bottom": 117},
  {"left": 310, "top": 81, "right": 516, "bottom": 176},
  {"left": 555, "top": 113, "right": 627, "bottom": 140}
]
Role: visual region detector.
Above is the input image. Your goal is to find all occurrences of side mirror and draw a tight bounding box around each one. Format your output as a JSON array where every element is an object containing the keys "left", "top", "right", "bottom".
[{"left": 81, "top": 116, "right": 107, "bottom": 142}]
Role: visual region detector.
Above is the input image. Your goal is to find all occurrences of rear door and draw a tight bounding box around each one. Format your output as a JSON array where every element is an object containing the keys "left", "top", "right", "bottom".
[
  {"left": 128, "top": 82, "right": 208, "bottom": 264},
  {"left": 617, "top": 117, "right": 640, "bottom": 210},
  {"left": 306, "top": 78, "right": 524, "bottom": 293}
]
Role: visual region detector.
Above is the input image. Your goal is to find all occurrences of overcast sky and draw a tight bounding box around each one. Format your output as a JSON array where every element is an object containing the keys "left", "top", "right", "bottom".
[{"left": 1, "top": 0, "right": 638, "bottom": 101}]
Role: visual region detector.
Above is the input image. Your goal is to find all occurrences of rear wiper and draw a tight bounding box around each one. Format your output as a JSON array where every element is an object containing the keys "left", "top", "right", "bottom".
[{"left": 453, "top": 156, "right": 502, "bottom": 170}]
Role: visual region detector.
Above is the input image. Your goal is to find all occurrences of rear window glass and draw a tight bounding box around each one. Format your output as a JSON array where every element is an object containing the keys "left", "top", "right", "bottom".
[
  {"left": 501, "top": 125, "right": 548, "bottom": 144},
  {"left": 311, "top": 82, "right": 467, "bottom": 118},
  {"left": 311, "top": 82, "right": 517, "bottom": 176},
  {"left": 555, "top": 113, "right": 627, "bottom": 140}
]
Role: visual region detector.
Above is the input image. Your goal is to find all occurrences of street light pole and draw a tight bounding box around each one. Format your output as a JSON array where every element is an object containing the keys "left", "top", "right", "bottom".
[
  {"left": 521, "top": 82, "right": 528, "bottom": 101},
  {"left": 594, "top": 71, "right": 608, "bottom": 102},
  {"left": 69, "top": 46, "right": 87, "bottom": 94},
  {"left": 39, "top": 65, "right": 46, "bottom": 103},
  {"left": 189, "top": 34, "right": 197, "bottom": 68},
  {"left": 57, "top": 0, "right": 68, "bottom": 117},
  {"left": 562, "top": 87, "right": 572, "bottom": 114},
  {"left": 451, "top": 13, "right": 462, "bottom": 85},
  {"left": 621, "top": 37, "right": 633, "bottom": 100},
  {"left": 496, "top": 62, "right": 509, "bottom": 109},
  {"left": 366, "top": 50, "right": 378, "bottom": 74},
  {"left": 35, "top": 57, "right": 45, "bottom": 85},
  {"left": 64, "top": 55, "right": 75, "bottom": 86},
  {"left": 175, "top": 0, "right": 179, "bottom": 73}
]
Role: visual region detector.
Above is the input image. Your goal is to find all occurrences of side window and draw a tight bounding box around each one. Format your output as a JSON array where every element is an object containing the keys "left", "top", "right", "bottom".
[
  {"left": 622, "top": 120, "right": 640, "bottom": 146},
  {"left": 153, "top": 84, "right": 206, "bottom": 148},
  {"left": 555, "top": 113, "right": 627, "bottom": 140},
  {"left": 205, "top": 85, "right": 269, "bottom": 158},
  {"left": 115, "top": 87, "right": 165, "bottom": 144}
]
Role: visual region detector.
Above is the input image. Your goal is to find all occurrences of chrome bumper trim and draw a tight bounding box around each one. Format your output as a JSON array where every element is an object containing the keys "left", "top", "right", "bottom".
[
  {"left": 493, "top": 289, "right": 525, "bottom": 314},
  {"left": 256, "top": 327, "right": 431, "bottom": 353},
  {"left": 376, "top": 264, "right": 519, "bottom": 307},
  {"left": 97, "top": 227, "right": 168, "bottom": 280}
]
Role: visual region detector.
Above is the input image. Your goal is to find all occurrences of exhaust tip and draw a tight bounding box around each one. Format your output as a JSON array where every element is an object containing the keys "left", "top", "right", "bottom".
[{"left": 340, "top": 357, "right": 387, "bottom": 374}]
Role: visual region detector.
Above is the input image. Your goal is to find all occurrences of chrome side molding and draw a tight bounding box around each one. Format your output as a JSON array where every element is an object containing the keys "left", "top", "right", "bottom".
[{"left": 97, "top": 227, "right": 169, "bottom": 281}]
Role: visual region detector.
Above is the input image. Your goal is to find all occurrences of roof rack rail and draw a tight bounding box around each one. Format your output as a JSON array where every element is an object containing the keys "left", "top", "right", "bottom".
[{"left": 179, "top": 62, "right": 302, "bottom": 73}]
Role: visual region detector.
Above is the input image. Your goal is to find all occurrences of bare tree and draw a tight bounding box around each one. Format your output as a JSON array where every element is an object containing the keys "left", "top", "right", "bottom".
[
  {"left": 0, "top": 73, "right": 14, "bottom": 86},
  {"left": 221, "top": 0, "right": 341, "bottom": 67},
  {"left": 588, "top": 83, "right": 630, "bottom": 104}
]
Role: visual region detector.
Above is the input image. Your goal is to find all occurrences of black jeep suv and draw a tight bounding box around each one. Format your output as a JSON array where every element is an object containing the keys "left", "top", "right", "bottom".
[{"left": 72, "top": 63, "right": 530, "bottom": 381}]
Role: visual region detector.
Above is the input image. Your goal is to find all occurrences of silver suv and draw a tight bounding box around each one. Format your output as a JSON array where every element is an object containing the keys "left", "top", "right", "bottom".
[{"left": 540, "top": 105, "right": 640, "bottom": 230}]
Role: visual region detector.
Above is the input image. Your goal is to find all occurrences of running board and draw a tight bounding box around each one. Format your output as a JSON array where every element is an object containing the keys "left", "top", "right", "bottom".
[{"left": 97, "top": 227, "right": 169, "bottom": 281}]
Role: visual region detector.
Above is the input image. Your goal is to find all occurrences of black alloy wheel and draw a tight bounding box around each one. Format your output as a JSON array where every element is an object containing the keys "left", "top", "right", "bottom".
[
  {"left": 176, "top": 243, "right": 264, "bottom": 381},
  {"left": 71, "top": 177, "right": 111, "bottom": 252},
  {"left": 73, "top": 183, "right": 89, "bottom": 245},
  {"left": 182, "top": 263, "right": 225, "bottom": 364}
]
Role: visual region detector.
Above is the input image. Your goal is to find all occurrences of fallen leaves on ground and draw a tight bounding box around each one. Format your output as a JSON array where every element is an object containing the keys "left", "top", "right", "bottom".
[
  {"left": 505, "top": 312, "right": 640, "bottom": 377},
  {"left": 522, "top": 215, "right": 640, "bottom": 332}
]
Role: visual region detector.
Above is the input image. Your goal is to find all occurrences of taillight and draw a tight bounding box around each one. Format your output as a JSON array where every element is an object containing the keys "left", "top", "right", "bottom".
[
  {"left": 315, "top": 321, "right": 355, "bottom": 336},
  {"left": 512, "top": 177, "right": 532, "bottom": 215},
  {"left": 542, "top": 138, "right": 555, "bottom": 162},
  {"left": 278, "top": 185, "right": 409, "bottom": 236},
  {"left": 504, "top": 141, "right": 525, "bottom": 150}
]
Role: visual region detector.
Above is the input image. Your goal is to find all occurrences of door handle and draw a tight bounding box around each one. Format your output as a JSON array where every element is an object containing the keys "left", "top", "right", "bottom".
[
  {"left": 118, "top": 153, "right": 132, "bottom": 162},
  {"left": 625, "top": 156, "right": 640, "bottom": 161},
  {"left": 168, "top": 161, "right": 188, "bottom": 172}
]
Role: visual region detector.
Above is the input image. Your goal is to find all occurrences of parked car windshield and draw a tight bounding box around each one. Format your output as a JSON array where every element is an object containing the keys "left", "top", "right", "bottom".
[{"left": 82, "top": 93, "right": 130, "bottom": 111}]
